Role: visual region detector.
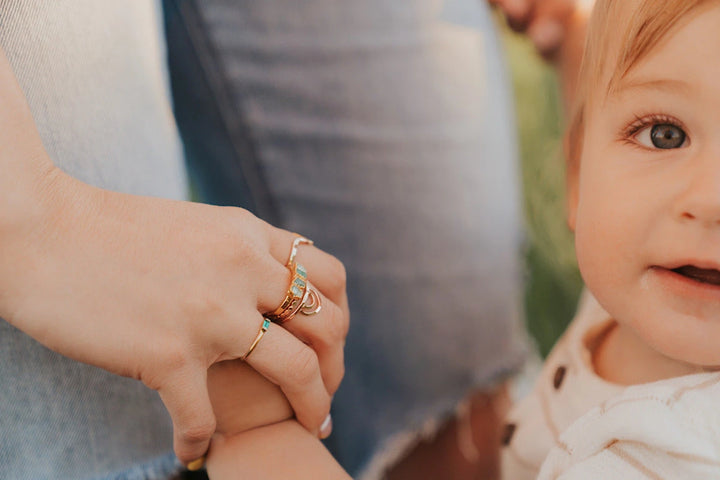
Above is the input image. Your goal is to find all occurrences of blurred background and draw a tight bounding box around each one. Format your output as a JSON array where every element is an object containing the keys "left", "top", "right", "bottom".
[{"left": 500, "top": 21, "right": 583, "bottom": 357}]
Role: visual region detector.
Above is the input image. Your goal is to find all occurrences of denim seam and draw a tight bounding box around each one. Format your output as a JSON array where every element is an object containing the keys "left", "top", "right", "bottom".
[{"left": 169, "top": 0, "right": 281, "bottom": 224}]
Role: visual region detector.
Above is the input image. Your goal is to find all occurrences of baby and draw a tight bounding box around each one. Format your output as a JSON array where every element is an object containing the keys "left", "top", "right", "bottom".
[{"left": 503, "top": 0, "right": 720, "bottom": 478}]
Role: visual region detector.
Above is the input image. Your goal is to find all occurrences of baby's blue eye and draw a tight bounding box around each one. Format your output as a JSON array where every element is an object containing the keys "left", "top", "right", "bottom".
[{"left": 636, "top": 124, "right": 687, "bottom": 149}]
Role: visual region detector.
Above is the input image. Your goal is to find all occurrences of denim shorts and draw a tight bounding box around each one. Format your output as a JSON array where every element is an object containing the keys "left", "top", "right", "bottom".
[{"left": 166, "top": 0, "right": 529, "bottom": 477}]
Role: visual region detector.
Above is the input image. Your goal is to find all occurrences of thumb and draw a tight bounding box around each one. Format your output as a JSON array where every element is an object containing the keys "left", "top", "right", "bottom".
[{"left": 158, "top": 366, "right": 216, "bottom": 466}]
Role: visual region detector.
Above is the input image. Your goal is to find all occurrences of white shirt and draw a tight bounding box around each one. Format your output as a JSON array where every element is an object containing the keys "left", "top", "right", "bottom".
[{"left": 501, "top": 293, "right": 625, "bottom": 479}]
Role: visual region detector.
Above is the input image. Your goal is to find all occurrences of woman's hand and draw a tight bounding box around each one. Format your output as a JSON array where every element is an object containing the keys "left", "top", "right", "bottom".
[
  {"left": 489, "top": 0, "right": 587, "bottom": 58},
  {"left": 0, "top": 166, "right": 349, "bottom": 465}
]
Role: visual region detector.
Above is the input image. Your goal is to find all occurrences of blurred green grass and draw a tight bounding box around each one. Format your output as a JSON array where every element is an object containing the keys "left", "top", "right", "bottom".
[{"left": 501, "top": 27, "right": 584, "bottom": 357}]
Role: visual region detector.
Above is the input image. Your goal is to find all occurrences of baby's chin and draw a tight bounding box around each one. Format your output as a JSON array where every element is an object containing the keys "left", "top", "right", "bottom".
[
  {"left": 594, "top": 270, "right": 720, "bottom": 357},
  {"left": 624, "top": 314, "right": 720, "bottom": 373}
]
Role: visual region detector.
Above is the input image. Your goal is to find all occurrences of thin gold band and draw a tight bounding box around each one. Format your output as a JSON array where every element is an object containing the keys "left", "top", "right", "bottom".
[{"left": 241, "top": 318, "right": 271, "bottom": 361}]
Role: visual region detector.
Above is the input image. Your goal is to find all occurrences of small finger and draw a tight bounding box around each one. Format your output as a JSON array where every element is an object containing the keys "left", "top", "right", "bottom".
[{"left": 157, "top": 367, "right": 216, "bottom": 465}]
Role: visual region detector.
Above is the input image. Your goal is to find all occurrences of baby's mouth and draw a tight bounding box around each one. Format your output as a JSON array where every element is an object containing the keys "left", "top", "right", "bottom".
[{"left": 671, "top": 265, "right": 720, "bottom": 286}]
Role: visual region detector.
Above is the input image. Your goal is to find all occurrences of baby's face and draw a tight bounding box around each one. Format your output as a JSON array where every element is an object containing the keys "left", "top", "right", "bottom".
[{"left": 570, "top": 4, "right": 720, "bottom": 366}]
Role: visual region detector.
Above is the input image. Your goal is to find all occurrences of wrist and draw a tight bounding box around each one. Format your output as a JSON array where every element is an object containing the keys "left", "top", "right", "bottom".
[{"left": 0, "top": 163, "right": 86, "bottom": 321}]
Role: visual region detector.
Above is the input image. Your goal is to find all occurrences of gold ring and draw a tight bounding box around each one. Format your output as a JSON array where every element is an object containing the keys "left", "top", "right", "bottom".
[
  {"left": 301, "top": 285, "right": 322, "bottom": 316},
  {"left": 287, "top": 236, "right": 314, "bottom": 266},
  {"left": 241, "top": 318, "right": 271, "bottom": 361},
  {"left": 265, "top": 262, "right": 308, "bottom": 323},
  {"left": 265, "top": 262, "right": 323, "bottom": 323}
]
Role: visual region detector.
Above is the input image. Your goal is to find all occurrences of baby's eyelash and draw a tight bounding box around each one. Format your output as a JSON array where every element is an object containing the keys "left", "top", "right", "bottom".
[{"left": 620, "top": 113, "right": 684, "bottom": 140}]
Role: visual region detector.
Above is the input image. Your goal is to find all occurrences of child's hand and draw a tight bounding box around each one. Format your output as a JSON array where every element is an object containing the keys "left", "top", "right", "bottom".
[
  {"left": 207, "top": 359, "right": 294, "bottom": 437},
  {"left": 207, "top": 420, "right": 350, "bottom": 480}
]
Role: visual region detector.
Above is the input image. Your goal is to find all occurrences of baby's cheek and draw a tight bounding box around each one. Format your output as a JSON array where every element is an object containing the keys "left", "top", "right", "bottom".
[{"left": 207, "top": 359, "right": 293, "bottom": 435}]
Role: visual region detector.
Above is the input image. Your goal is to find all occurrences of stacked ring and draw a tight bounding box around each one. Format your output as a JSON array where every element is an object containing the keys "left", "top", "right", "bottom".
[
  {"left": 285, "top": 236, "right": 321, "bottom": 316},
  {"left": 266, "top": 262, "right": 314, "bottom": 323},
  {"left": 286, "top": 236, "right": 314, "bottom": 266},
  {"left": 300, "top": 285, "right": 322, "bottom": 316}
]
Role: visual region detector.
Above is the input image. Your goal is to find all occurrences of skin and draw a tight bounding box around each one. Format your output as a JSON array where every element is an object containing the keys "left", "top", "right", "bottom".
[
  {"left": 0, "top": 44, "right": 349, "bottom": 465},
  {"left": 207, "top": 421, "right": 351, "bottom": 480},
  {"left": 569, "top": 2, "right": 720, "bottom": 383}
]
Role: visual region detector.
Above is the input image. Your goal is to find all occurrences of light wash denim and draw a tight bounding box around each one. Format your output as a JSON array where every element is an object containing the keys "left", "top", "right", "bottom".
[
  {"left": 165, "top": 0, "right": 528, "bottom": 476},
  {"left": 0, "top": 1, "right": 188, "bottom": 478}
]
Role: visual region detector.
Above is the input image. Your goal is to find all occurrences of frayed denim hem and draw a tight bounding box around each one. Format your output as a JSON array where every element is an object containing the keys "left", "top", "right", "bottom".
[
  {"left": 356, "top": 357, "right": 529, "bottom": 480},
  {"left": 94, "top": 453, "right": 187, "bottom": 480}
]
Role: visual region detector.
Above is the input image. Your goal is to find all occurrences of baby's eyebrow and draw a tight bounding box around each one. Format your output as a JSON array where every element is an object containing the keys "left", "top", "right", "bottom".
[{"left": 612, "top": 77, "right": 692, "bottom": 97}]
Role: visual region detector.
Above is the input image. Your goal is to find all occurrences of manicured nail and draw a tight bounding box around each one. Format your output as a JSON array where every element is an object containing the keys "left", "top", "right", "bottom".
[
  {"left": 319, "top": 414, "right": 333, "bottom": 439},
  {"left": 187, "top": 456, "right": 206, "bottom": 471},
  {"left": 529, "top": 20, "right": 564, "bottom": 55}
]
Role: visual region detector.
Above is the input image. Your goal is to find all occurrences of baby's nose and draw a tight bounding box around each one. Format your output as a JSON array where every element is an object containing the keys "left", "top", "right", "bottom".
[{"left": 675, "top": 157, "right": 720, "bottom": 226}]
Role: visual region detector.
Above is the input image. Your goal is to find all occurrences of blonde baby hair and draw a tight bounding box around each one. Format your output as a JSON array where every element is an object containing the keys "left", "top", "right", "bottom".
[{"left": 567, "top": 0, "right": 714, "bottom": 170}]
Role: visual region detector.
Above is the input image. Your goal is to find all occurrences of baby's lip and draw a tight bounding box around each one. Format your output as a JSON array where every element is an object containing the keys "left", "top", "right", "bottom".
[
  {"left": 672, "top": 266, "right": 720, "bottom": 286},
  {"left": 658, "top": 259, "right": 720, "bottom": 271},
  {"left": 655, "top": 261, "right": 720, "bottom": 287}
]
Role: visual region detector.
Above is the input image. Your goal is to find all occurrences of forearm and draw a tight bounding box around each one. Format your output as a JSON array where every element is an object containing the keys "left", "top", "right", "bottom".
[{"left": 206, "top": 420, "right": 350, "bottom": 480}]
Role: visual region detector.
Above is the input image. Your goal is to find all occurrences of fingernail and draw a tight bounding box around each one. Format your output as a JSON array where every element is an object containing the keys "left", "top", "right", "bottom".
[
  {"left": 529, "top": 20, "right": 564, "bottom": 55},
  {"left": 186, "top": 456, "right": 206, "bottom": 471},
  {"left": 319, "top": 414, "right": 333, "bottom": 439}
]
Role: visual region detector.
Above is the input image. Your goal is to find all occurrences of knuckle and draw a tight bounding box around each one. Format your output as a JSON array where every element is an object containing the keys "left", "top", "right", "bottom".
[
  {"left": 327, "top": 362, "right": 345, "bottom": 395},
  {"left": 324, "top": 303, "right": 348, "bottom": 343},
  {"left": 144, "top": 340, "right": 202, "bottom": 391},
  {"left": 286, "top": 346, "right": 320, "bottom": 388},
  {"left": 181, "top": 289, "right": 225, "bottom": 322},
  {"left": 156, "top": 340, "right": 192, "bottom": 378},
  {"left": 328, "top": 256, "right": 347, "bottom": 288},
  {"left": 323, "top": 255, "right": 348, "bottom": 299},
  {"left": 180, "top": 418, "right": 216, "bottom": 445}
]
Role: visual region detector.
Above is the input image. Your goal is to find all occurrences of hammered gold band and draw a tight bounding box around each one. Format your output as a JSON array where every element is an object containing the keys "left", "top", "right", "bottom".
[
  {"left": 264, "top": 237, "right": 322, "bottom": 324},
  {"left": 287, "top": 236, "right": 314, "bottom": 266},
  {"left": 265, "top": 262, "right": 312, "bottom": 323}
]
